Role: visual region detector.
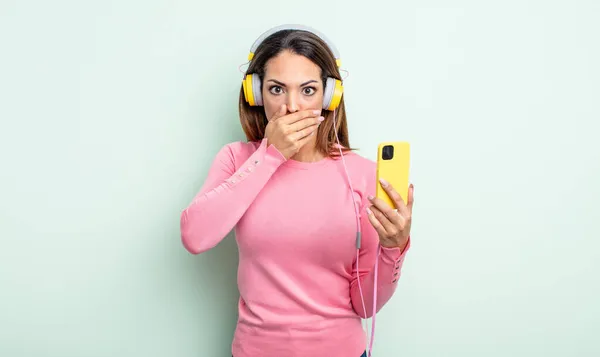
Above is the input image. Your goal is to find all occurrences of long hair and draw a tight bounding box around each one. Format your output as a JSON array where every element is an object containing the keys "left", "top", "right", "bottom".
[{"left": 238, "top": 29, "right": 355, "bottom": 158}]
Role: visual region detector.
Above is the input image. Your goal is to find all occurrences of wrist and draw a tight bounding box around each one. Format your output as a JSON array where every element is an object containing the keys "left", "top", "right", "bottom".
[{"left": 380, "top": 237, "right": 409, "bottom": 251}]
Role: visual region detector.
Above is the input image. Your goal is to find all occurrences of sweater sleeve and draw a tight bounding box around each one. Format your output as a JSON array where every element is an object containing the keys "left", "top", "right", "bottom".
[
  {"left": 180, "top": 138, "right": 287, "bottom": 254},
  {"left": 349, "top": 174, "right": 411, "bottom": 319}
]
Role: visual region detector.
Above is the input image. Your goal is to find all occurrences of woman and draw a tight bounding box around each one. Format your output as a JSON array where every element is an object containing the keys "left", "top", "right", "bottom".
[{"left": 180, "top": 24, "right": 414, "bottom": 357}]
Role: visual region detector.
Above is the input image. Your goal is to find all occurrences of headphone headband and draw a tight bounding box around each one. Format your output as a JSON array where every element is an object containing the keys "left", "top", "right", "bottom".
[{"left": 247, "top": 24, "right": 341, "bottom": 67}]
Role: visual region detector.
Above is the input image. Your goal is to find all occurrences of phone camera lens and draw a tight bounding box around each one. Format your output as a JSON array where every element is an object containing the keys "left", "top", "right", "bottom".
[{"left": 382, "top": 145, "right": 394, "bottom": 160}]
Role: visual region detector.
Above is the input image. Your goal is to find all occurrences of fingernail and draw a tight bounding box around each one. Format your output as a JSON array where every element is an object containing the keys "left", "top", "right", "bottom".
[
  {"left": 318, "top": 116, "right": 325, "bottom": 122},
  {"left": 368, "top": 195, "right": 374, "bottom": 201},
  {"left": 379, "top": 178, "right": 389, "bottom": 187},
  {"left": 313, "top": 110, "right": 321, "bottom": 115},
  {"left": 366, "top": 206, "right": 373, "bottom": 215}
]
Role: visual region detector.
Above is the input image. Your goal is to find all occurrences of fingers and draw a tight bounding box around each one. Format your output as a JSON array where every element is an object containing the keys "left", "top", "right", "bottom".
[
  {"left": 368, "top": 193, "right": 403, "bottom": 223},
  {"left": 368, "top": 193, "right": 404, "bottom": 227},
  {"left": 283, "top": 119, "right": 319, "bottom": 153},
  {"left": 298, "top": 124, "right": 319, "bottom": 140},
  {"left": 279, "top": 109, "right": 323, "bottom": 125},
  {"left": 293, "top": 127, "right": 318, "bottom": 149},
  {"left": 280, "top": 109, "right": 322, "bottom": 145},
  {"left": 407, "top": 183, "right": 414, "bottom": 214},
  {"left": 367, "top": 205, "right": 405, "bottom": 237},
  {"left": 370, "top": 205, "right": 403, "bottom": 234},
  {"left": 378, "top": 178, "right": 410, "bottom": 217},
  {"left": 366, "top": 206, "right": 387, "bottom": 237},
  {"left": 289, "top": 115, "right": 324, "bottom": 133}
]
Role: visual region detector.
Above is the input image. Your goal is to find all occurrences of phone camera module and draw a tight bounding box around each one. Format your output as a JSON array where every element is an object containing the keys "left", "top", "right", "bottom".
[{"left": 382, "top": 145, "right": 394, "bottom": 160}]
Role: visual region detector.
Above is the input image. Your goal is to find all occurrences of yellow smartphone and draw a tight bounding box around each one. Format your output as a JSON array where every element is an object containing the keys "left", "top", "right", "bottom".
[{"left": 376, "top": 141, "right": 411, "bottom": 208}]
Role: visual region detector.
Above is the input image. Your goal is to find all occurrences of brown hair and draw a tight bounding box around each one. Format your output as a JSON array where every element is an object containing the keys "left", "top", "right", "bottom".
[{"left": 238, "top": 29, "right": 355, "bottom": 158}]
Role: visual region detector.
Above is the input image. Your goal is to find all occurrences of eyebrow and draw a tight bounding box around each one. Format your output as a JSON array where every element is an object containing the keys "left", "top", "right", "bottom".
[{"left": 266, "top": 79, "right": 318, "bottom": 87}]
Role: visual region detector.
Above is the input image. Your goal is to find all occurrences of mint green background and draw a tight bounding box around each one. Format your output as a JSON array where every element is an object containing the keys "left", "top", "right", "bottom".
[{"left": 1, "top": 1, "right": 599, "bottom": 356}]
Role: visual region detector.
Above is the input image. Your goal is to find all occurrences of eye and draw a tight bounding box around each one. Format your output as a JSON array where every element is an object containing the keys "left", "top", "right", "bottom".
[
  {"left": 302, "top": 87, "right": 316, "bottom": 96},
  {"left": 268, "top": 86, "right": 283, "bottom": 95}
]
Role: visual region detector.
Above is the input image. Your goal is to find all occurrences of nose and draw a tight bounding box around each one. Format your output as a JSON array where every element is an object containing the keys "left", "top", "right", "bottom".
[{"left": 286, "top": 92, "right": 299, "bottom": 113}]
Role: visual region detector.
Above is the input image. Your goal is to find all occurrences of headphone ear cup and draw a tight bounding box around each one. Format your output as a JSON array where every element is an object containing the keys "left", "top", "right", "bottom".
[
  {"left": 252, "top": 74, "right": 263, "bottom": 106},
  {"left": 242, "top": 73, "right": 263, "bottom": 106},
  {"left": 322, "top": 77, "right": 343, "bottom": 111}
]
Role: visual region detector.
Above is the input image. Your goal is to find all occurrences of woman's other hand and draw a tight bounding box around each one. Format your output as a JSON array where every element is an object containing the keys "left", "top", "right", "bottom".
[{"left": 366, "top": 180, "right": 414, "bottom": 250}]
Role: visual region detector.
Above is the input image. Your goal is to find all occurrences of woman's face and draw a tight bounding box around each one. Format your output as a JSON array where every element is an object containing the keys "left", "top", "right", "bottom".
[{"left": 262, "top": 50, "right": 323, "bottom": 120}]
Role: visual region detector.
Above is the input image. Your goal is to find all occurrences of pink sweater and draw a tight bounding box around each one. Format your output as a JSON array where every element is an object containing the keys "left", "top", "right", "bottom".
[{"left": 180, "top": 138, "right": 410, "bottom": 357}]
